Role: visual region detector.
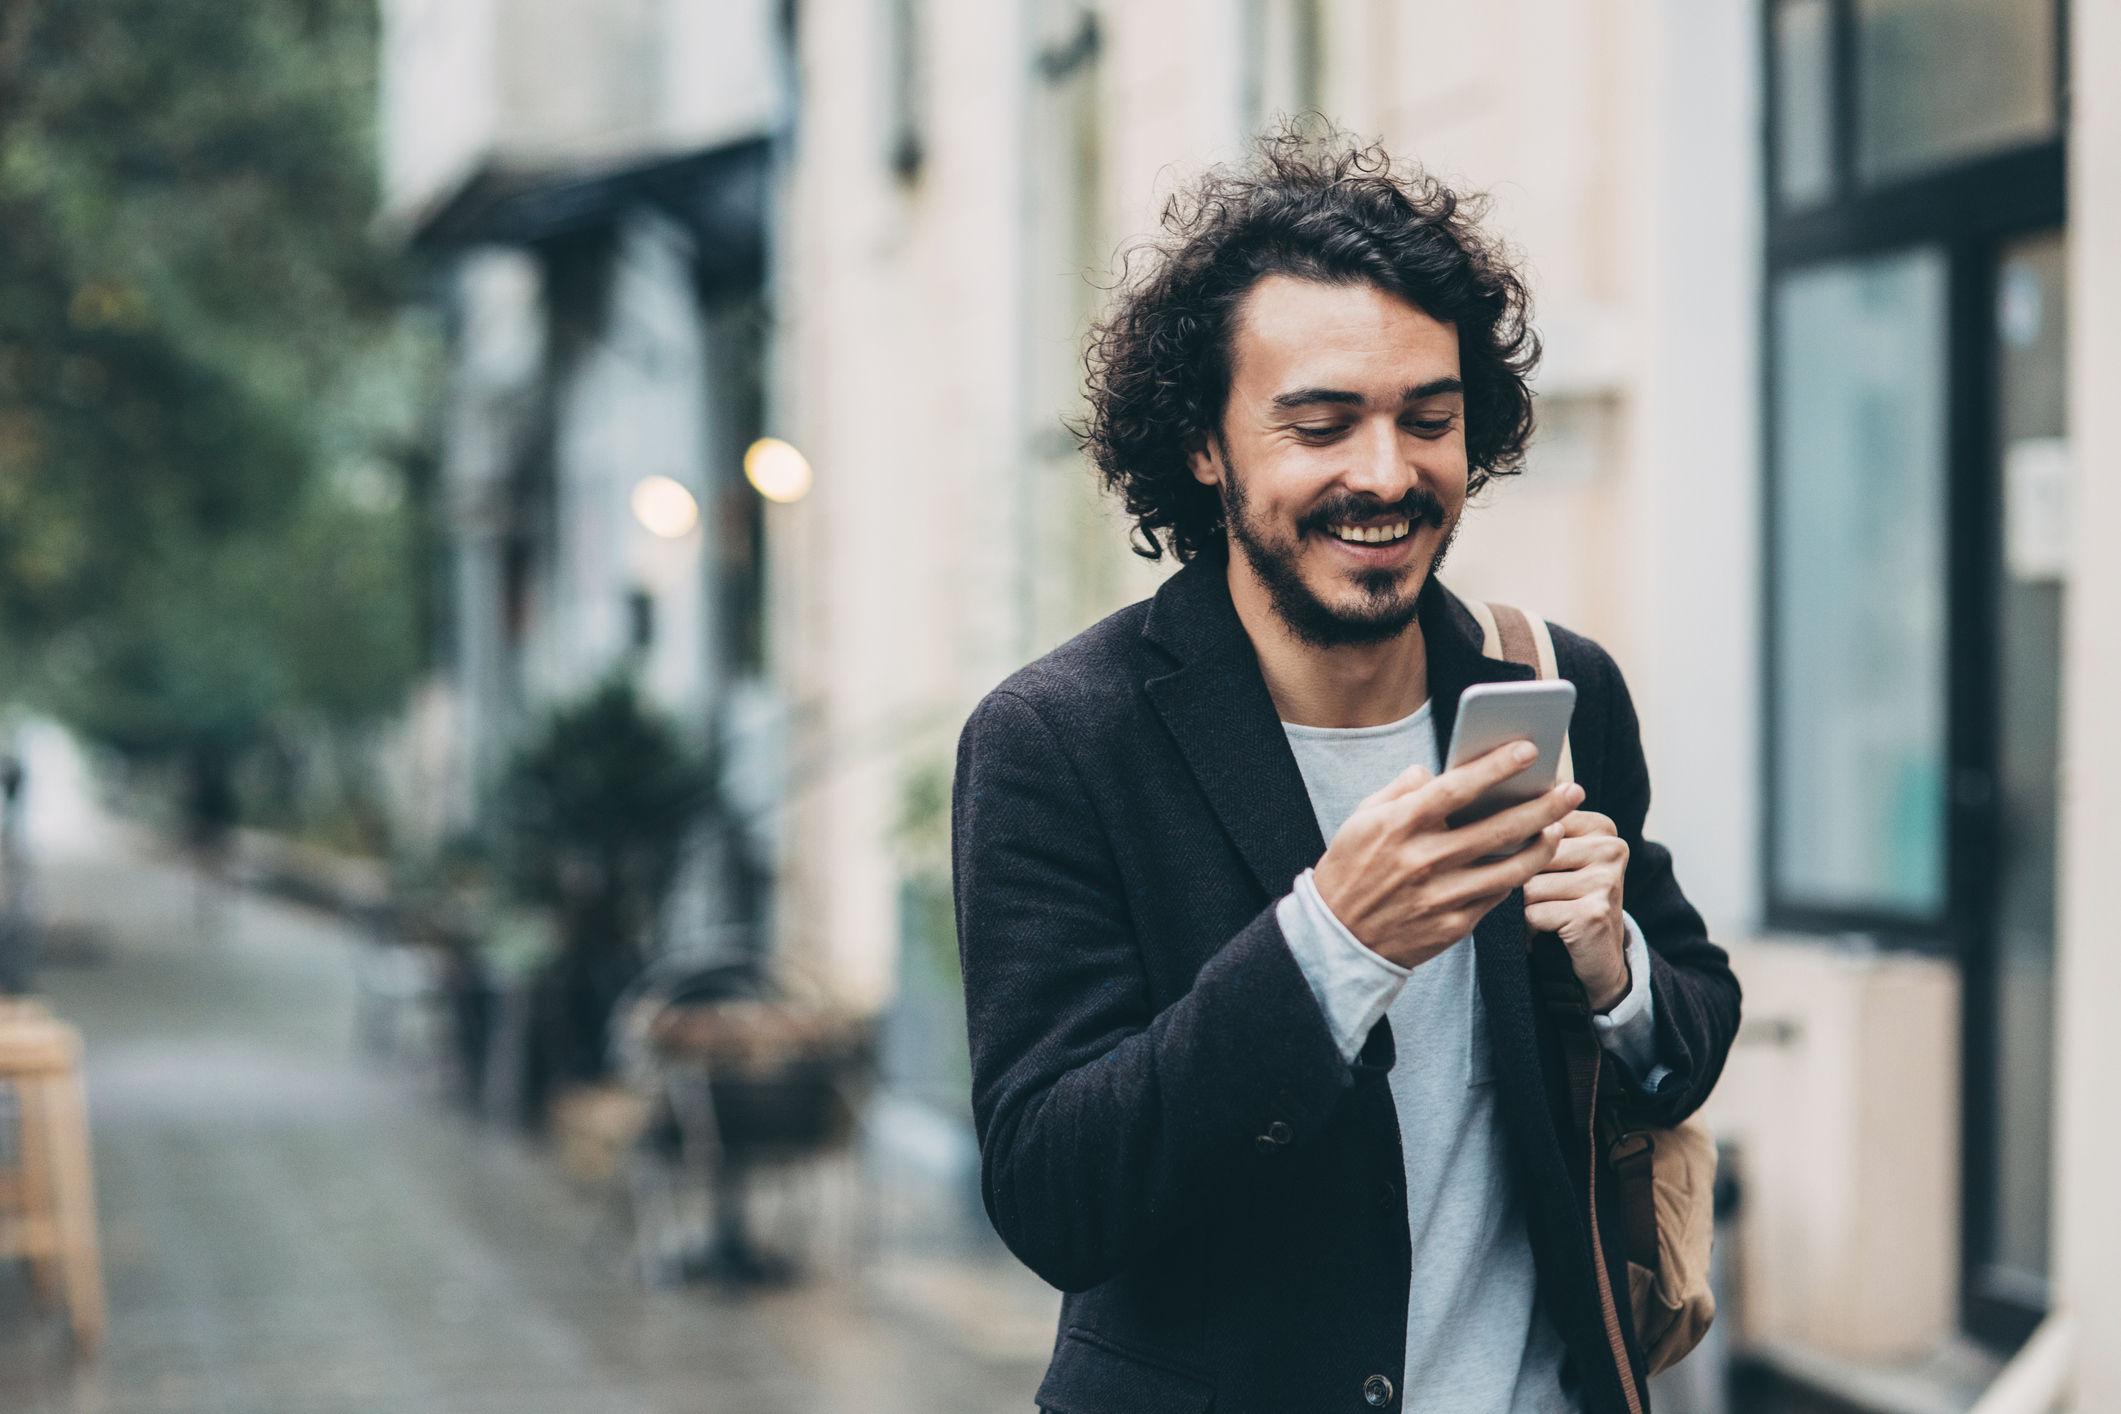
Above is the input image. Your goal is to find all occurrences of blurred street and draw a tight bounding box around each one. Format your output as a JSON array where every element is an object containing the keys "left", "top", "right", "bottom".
[{"left": 0, "top": 822, "right": 1054, "bottom": 1414}]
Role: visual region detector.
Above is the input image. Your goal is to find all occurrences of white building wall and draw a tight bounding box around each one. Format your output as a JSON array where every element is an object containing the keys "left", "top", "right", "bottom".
[
  {"left": 774, "top": 0, "right": 1033, "bottom": 1009},
  {"left": 381, "top": 0, "right": 503, "bottom": 220},
  {"left": 2054, "top": 1, "right": 2121, "bottom": 1400},
  {"left": 380, "top": 0, "right": 784, "bottom": 224}
]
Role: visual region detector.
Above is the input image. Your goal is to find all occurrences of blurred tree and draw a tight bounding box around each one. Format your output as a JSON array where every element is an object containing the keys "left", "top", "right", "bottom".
[{"left": 0, "top": 0, "right": 434, "bottom": 847}]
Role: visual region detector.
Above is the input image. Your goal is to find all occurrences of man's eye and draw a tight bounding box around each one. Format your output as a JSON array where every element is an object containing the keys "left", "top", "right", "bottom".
[
  {"left": 1406, "top": 416, "right": 1456, "bottom": 436},
  {"left": 1294, "top": 424, "right": 1345, "bottom": 438}
]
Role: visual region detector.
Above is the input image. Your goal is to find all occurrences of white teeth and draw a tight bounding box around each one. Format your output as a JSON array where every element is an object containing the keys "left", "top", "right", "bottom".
[{"left": 1331, "top": 520, "right": 1410, "bottom": 544}]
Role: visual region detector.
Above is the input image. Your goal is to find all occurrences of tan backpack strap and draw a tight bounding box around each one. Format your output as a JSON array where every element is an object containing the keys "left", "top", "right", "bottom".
[
  {"left": 1531, "top": 934, "right": 1647, "bottom": 1414},
  {"left": 1487, "top": 602, "right": 1539, "bottom": 672},
  {"left": 1462, "top": 593, "right": 1503, "bottom": 660}
]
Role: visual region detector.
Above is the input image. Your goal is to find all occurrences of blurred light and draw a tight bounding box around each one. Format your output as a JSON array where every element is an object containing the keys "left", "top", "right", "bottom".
[
  {"left": 631, "top": 476, "right": 699, "bottom": 538},
  {"left": 744, "top": 437, "right": 813, "bottom": 503}
]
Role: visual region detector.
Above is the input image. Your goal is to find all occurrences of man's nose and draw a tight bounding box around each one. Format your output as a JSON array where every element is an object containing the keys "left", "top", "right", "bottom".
[{"left": 1341, "top": 418, "right": 1414, "bottom": 501}]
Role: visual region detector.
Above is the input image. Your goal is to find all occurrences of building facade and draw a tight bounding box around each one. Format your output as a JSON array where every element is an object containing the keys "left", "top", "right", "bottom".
[{"left": 772, "top": 0, "right": 2114, "bottom": 1403}]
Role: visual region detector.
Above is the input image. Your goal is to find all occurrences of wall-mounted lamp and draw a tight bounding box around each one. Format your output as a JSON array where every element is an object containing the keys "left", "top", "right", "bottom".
[
  {"left": 744, "top": 437, "right": 813, "bottom": 503},
  {"left": 631, "top": 475, "right": 699, "bottom": 538}
]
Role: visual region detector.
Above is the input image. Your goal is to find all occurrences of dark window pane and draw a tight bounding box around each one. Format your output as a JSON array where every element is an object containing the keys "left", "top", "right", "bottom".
[
  {"left": 1775, "top": 0, "right": 1835, "bottom": 207},
  {"left": 1856, "top": 0, "right": 2056, "bottom": 186},
  {"left": 1987, "top": 230, "right": 2067, "bottom": 1296},
  {"left": 1771, "top": 248, "right": 1949, "bottom": 917}
]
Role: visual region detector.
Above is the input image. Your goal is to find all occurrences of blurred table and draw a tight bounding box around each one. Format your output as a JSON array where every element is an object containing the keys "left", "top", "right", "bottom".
[{"left": 640, "top": 999, "right": 871, "bottom": 1284}]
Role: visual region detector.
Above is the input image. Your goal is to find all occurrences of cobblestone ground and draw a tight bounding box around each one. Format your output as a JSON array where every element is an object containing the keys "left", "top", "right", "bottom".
[{"left": 0, "top": 834, "right": 1056, "bottom": 1414}]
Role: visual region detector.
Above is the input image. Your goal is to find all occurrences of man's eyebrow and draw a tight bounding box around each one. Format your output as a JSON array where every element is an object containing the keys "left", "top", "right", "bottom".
[
  {"left": 1270, "top": 387, "right": 1365, "bottom": 410},
  {"left": 1268, "top": 377, "right": 1465, "bottom": 411}
]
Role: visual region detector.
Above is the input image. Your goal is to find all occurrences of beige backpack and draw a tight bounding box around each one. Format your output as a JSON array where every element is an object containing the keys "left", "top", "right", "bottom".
[{"left": 1467, "top": 598, "right": 1719, "bottom": 1406}]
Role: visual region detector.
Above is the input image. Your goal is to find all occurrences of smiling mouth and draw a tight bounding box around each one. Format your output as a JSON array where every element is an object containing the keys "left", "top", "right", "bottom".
[{"left": 1326, "top": 519, "right": 1412, "bottom": 545}]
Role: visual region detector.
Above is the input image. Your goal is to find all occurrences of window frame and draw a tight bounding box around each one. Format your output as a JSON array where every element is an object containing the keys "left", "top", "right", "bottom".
[{"left": 1759, "top": 0, "right": 2069, "bottom": 1350}]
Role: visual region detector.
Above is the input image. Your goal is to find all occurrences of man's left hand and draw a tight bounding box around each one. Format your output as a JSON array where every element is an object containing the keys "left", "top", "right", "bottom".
[{"left": 1521, "top": 811, "right": 1630, "bottom": 1013}]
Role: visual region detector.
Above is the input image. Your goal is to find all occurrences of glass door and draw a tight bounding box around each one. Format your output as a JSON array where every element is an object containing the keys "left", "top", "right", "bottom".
[{"left": 1965, "top": 230, "right": 2067, "bottom": 1332}]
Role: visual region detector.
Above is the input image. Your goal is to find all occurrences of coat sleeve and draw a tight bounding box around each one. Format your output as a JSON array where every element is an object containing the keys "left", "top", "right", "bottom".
[
  {"left": 952, "top": 689, "right": 1367, "bottom": 1293},
  {"left": 1564, "top": 637, "right": 1743, "bottom": 1128}
]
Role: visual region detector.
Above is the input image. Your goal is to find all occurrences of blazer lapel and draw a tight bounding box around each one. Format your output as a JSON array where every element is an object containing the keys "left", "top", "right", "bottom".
[{"left": 1141, "top": 561, "right": 1325, "bottom": 897}]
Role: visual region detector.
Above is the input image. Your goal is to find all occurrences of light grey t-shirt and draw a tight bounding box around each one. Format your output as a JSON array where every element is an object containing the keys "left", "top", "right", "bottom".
[{"left": 1273, "top": 701, "right": 1660, "bottom": 1413}]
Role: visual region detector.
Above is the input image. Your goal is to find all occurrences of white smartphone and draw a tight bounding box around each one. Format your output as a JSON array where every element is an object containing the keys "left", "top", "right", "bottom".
[{"left": 1442, "top": 680, "right": 1578, "bottom": 849}]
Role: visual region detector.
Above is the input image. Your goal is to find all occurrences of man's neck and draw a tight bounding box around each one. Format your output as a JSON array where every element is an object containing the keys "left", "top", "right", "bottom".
[{"left": 1226, "top": 556, "right": 1430, "bottom": 729}]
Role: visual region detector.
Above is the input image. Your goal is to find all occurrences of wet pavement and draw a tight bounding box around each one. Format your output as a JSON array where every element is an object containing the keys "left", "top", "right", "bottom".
[{"left": 0, "top": 829, "right": 1056, "bottom": 1414}]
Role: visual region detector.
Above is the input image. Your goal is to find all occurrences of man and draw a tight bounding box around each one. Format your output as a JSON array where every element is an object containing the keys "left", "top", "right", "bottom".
[{"left": 951, "top": 136, "right": 1740, "bottom": 1414}]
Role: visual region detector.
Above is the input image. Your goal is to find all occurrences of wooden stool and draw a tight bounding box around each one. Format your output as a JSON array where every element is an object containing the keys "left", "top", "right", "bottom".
[{"left": 0, "top": 998, "right": 104, "bottom": 1355}]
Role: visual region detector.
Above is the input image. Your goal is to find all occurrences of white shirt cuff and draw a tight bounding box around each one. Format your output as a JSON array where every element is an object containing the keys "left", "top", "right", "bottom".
[
  {"left": 1592, "top": 913, "right": 1670, "bottom": 1091},
  {"left": 1276, "top": 868, "right": 1410, "bottom": 1065}
]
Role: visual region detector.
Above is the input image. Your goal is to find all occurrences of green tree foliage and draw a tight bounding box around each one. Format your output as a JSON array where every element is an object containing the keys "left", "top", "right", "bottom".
[{"left": 0, "top": 0, "right": 433, "bottom": 833}]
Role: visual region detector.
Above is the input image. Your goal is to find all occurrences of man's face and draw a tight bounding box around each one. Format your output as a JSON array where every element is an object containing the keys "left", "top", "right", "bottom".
[{"left": 1188, "top": 275, "right": 1468, "bottom": 647}]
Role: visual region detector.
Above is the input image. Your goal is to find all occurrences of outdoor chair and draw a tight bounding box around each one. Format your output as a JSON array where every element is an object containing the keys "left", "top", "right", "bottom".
[{"left": 0, "top": 997, "right": 104, "bottom": 1355}]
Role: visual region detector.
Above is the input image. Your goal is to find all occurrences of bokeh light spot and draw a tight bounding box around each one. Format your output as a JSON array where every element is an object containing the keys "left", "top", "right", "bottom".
[
  {"left": 631, "top": 475, "right": 699, "bottom": 538},
  {"left": 744, "top": 437, "right": 813, "bottom": 503}
]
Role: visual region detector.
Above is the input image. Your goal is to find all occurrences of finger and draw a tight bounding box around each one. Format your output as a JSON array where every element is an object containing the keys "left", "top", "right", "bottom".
[
  {"left": 1522, "top": 868, "right": 1595, "bottom": 906},
  {"left": 1522, "top": 900, "right": 1590, "bottom": 935},
  {"left": 1434, "top": 781, "right": 1583, "bottom": 865},
  {"left": 1562, "top": 810, "right": 1618, "bottom": 839},
  {"left": 1417, "top": 740, "right": 1541, "bottom": 819},
  {"left": 1442, "top": 819, "right": 1567, "bottom": 898},
  {"left": 1542, "top": 833, "right": 1625, "bottom": 873}
]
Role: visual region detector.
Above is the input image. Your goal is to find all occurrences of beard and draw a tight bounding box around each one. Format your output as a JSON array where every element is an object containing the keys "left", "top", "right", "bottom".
[{"left": 1218, "top": 446, "right": 1459, "bottom": 649}]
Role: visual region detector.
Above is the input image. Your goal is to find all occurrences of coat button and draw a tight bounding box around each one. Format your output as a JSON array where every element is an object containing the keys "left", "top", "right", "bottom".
[
  {"left": 1266, "top": 1121, "right": 1293, "bottom": 1145},
  {"left": 1363, "top": 1373, "right": 1395, "bottom": 1407}
]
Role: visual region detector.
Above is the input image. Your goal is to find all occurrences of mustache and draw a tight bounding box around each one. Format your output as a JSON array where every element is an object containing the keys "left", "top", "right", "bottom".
[{"left": 1294, "top": 487, "right": 1450, "bottom": 538}]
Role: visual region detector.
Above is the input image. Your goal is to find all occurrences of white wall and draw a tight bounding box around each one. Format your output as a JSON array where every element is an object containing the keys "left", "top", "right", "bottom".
[
  {"left": 1633, "top": 0, "right": 1763, "bottom": 938},
  {"left": 382, "top": 0, "right": 503, "bottom": 222},
  {"left": 1701, "top": 940, "right": 1960, "bottom": 1357},
  {"left": 2054, "top": 0, "right": 2121, "bottom": 1399},
  {"left": 773, "top": 0, "right": 1032, "bottom": 1010},
  {"left": 380, "top": 0, "right": 784, "bottom": 224}
]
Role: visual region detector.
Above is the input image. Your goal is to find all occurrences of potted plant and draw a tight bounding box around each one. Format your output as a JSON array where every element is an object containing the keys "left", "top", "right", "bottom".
[{"left": 497, "top": 676, "right": 714, "bottom": 1125}]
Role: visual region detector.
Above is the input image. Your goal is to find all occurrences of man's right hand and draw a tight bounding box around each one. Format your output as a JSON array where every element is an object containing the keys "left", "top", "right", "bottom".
[{"left": 1310, "top": 740, "right": 1583, "bottom": 970}]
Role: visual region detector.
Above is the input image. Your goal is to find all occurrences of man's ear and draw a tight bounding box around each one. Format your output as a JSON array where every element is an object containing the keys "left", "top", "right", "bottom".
[{"left": 1184, "top": 431, "right": 1222, "bottom": 488}]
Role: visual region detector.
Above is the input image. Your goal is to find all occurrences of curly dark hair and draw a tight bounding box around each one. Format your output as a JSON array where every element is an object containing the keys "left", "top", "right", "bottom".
[{"left": 1078, "top": 129, "right": 1541, "bottom": 563}]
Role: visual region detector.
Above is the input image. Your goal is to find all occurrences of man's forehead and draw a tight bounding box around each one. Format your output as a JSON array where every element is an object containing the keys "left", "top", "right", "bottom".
[{"left": 1230, "top": 275, "right": 1460, "bottom": 392}]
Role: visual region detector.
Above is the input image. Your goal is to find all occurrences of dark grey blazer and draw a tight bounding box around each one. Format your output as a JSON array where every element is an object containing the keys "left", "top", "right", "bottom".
[{"left": 951, "top": 558, "right": 1740, "bottom": 1414}]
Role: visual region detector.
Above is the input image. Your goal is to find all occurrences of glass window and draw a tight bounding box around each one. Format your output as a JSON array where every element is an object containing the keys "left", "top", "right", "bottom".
[
  {"left": 1771, "top": 248, "right": 1949, "bottom": 918},
  {"left": 1985, "top": 230, "right": 2067, "bottom": 1298},
  {"left": 1856, "top": 0, "right": 2057, "bottom": 186},
  {"left": 1774, "top": 0, "right": 1835, "bottom": 207}
]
